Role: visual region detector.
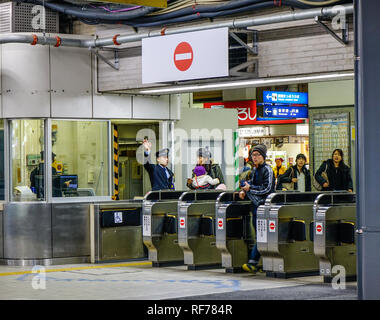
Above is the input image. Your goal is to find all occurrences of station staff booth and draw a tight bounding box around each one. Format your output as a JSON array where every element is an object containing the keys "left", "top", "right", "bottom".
[{"left": 0, "top": 39, "right": 238, "bottom": 266}]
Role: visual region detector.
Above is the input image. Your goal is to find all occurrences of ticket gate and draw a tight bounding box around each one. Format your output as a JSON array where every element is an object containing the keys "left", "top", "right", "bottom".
[
  {"left": 93, "top": 200, "right": 146, "bottom": 262},
  {"left": 313, "top": 192, "right": 356, "bottom": 283},
  {"left": 142, "top": 190, "right": 186, "bottom": 267},
  {"left": 215, "top": 192, "right": 253, "bottom": 273},
  {"left": 177, "top": 190, "right": 224, "bottom": 270},
  {"left": 257, "top": 192, "right": 321, "bottom": 278}
]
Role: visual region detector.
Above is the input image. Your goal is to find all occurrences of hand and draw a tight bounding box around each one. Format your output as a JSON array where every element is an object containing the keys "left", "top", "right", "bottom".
[
  {"left": 143, "top": 139, "right": 152, "bottom": 152},
  {"left": 323, "top": 182, "right": 329, "bottom": 188},
  {"left": 239, "top": 190, "right": 246, "bottom": 200},
  {"left": 348, "top": 189, "right": 353, "bottom": 193},
  {"left": 242, "top": 181, "right": 250, "bottom": 192},
  {"left": 187, "top": 178, "right": 193, "bottom": 185},
  {"left": 291, "top": 178, "right": 298, "bottom": 183}
]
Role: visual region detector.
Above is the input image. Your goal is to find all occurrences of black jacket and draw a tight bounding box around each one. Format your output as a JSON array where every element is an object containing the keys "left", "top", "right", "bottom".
[
  {"left": 245, "top": 163, "right": 275, "bottom": 206},
  {"left": 277, "top": 165, "right": 311, "bottom": 191},
  {"left": 315, "top": 159, "right": 353, "bottom": 191},
  {"left": 143, "top": 154, "right": 175, "bottom": 191}
]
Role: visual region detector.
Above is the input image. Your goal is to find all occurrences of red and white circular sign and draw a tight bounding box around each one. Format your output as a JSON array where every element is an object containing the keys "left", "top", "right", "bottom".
[
  {"left": 269, "top": 222, "right": 275, "bottom": 231},
  {"left": 316, "top": 223, "right": 323, "bottom": 234},
  {"left": 179, "top": 217, "right": 185, "bottom": 228},
  {"left": 173, "top": 42, "right": 193, "bottom": 71},
  {"left": 218, "top": 218, "right": 223, "bottom": 229}
]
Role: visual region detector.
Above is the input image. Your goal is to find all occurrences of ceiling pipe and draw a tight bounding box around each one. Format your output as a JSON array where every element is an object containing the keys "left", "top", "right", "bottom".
[{"left": 0, "top": 3, "right": 353, "bottom": 48}]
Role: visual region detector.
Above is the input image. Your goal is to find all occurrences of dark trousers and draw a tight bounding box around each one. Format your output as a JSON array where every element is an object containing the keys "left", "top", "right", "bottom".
[{"left": 248, "top": 204, "right": 261, "bottom": 263}]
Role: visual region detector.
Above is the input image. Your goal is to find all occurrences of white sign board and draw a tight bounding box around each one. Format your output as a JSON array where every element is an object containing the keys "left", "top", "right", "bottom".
[
  {"left": 256, "top": 219, "right": 267, "bottom": 243},
  {"left": 143, "top": 215, "right": 151, "bottom": 237},
  {"left": 142, "top": 28, "right": 229, "bottom": 83}
]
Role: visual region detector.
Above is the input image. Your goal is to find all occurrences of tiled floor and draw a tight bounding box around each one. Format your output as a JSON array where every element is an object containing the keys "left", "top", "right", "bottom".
[{"left": 0, "top": 261, "right": 357, "bottom": 300}]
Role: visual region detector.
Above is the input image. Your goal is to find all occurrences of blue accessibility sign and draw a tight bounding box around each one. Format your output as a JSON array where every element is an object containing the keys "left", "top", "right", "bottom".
[
  {"left": 263, "top": 106, "right": 308, "bottom": 119},
  {"left": 263, "top": 91, "right": 308, "bottom": 105}
]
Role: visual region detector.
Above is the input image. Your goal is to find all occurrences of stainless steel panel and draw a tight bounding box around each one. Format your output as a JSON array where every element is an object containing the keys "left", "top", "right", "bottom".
[
  {"left": 4, "top": 203, "right": 52, "bottom": 259},
  {"left": 0, "top": 210, "right": 3, "bottom": 258},
  {"left": 132, "top": 95, "right": 170, "bottom": 119},
  {"left": 50, "top": 46, "right": 92, "bottom": 118},
  {"left": 52, "top": 203, "right": 90, "bottom": 258},
  {"left": 93, "top": 94, "right": 132, "bottom": 119},
  {"left": 2, "top": 43, "right": 51, "bottom": 118}
]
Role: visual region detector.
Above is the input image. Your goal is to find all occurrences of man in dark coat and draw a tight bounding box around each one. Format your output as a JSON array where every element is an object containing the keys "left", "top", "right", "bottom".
[{"left": 143, "top": 138, "right": 175, "bottom": 191}]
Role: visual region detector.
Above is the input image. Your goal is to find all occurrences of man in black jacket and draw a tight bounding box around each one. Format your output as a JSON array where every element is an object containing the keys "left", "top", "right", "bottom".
[
  {"left": 277, "top": 153, "right": 311, "bottom": 191},
  {"left": 239, "top": 144, "right": 275, "bottom": 273},
  {"left": 143, "top": 138, "right": 175, "bottom": 191}
]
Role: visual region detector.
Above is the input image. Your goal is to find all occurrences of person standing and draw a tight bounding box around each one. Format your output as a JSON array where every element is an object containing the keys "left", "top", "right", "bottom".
[
  {"left": 314, "top": 148, "right": 353, "bottom": 192},
  {"left": 273, "top": 157, "right": 287, "bottom": 179},
  {"left": 239, "top": 144, "right": 275, "bottom": 273},
  {"left": 277, "top": 153, "right": 311, "bottom": 191},
  {"left": 143, "top": 138, "right": 175, "bottom": 191},
  {"left": 186, "top": 147, "right": 225, "bottom": 190}
]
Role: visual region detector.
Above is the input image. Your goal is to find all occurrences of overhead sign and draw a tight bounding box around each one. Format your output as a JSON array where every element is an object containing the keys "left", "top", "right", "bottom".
[
  {"left": 204, "top": 100, "right": 304, "bottom": 125},
  {"left": 142, "top": 28, "right": 229, "bottom": 84},
  {"left": 263, "top": 106, "right": 308, "bottom": 119},
  {"left": 263, "top": 91, "right": 308, "bottom": 105}
]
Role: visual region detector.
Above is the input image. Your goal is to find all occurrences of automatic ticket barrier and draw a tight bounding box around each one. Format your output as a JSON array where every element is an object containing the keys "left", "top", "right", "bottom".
[
  {"left": 93, "top": 200, "right": 146, "bottom": 262},
  {"left": 313, "top": 192, "right": 356, "bottom": 283},
  {"left": 142, "top": 190, "right": 186, "bottom": 267},
  {"left": 177, "top": 190, "right": 224, "bottom": 270},
  {"left": 215, "top": 192, "right": 253, "bottom": 273},
  {"left": 257, "top": 192, "right": 321, "bottom": 278}
]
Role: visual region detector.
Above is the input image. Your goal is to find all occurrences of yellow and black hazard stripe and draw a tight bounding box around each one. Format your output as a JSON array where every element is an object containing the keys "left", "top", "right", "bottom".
[{"left": 112, "top": 125, "right": 119, "bottom": 200}]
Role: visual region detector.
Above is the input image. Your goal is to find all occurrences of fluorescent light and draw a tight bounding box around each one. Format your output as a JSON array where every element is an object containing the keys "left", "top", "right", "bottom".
[{"left": 137, "top": 72, "right": 354, "bottom": 95}]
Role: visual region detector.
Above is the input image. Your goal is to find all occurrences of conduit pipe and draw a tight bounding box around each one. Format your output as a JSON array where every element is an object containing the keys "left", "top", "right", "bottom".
[{"left": 0, "top": 3, "right": 353, "bottom": 48}]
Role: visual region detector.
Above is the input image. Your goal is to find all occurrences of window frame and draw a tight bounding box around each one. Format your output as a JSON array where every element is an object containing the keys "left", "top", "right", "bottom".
[{"left": 8, "top": 118, "right": 113, "bottom": 203}]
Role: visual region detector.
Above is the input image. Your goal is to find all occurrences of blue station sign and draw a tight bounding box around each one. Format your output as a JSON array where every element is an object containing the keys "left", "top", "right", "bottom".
[
  {"left": 263, "top": 91, "right": 308, "bottom": 105},
  {"left": 262, "top": 106, "right": 308, "bottom": 119}
]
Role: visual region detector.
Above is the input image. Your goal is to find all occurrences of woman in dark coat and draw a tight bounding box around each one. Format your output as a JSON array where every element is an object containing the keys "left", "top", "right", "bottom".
[
  {"left": 186, "top": 147, "right": 225, "bottom": 189},
  {"left": 314, "top": 148, "right": 353, "bottom": 192}
]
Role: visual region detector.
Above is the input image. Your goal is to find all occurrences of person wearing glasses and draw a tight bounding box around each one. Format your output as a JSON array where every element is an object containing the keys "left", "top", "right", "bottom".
[{"left": 239, "top": 144, "right": 275, "bottom": 273}]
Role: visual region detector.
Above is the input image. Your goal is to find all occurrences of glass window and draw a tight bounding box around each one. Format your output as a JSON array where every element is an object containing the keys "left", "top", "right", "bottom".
[
  {"left": 11, "top": 119, "right": 45, "bottom": 202},
  {"left": 51, "top": 120, "right": 110, "bottom": 198}
]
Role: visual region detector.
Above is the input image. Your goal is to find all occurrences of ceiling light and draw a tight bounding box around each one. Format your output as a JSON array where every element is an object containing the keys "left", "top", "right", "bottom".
[{"left": 136, "top": 72, "right": 354, "bottom": 95}]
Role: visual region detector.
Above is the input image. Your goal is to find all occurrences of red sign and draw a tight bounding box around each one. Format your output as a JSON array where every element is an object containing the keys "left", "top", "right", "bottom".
[
  {"left": 316, "top": 224, "right": 322, "bottom": 233},
  {"left": 180, "top": 217, "right": 185, "bottom": 227},
  {"left": 218, "top": 219, "right": 223, "bottom": 228},
  {"left": 174, "top": 42, "right": 193, "bottom": 71},
  {"left": 269, "top": 222, "right": 275, "bottom": 231},
  {"left": 203, "top": 100, "right": 304, "bottom": 125}
]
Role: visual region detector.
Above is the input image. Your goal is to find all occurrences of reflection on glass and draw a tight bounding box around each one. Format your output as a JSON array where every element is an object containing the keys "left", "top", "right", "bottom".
[
  {"left": 11, "top": 119, "right": 44, "bottom": 202},
  {"left": 51, "top": 120, "right": 109, "bottom": 197}
]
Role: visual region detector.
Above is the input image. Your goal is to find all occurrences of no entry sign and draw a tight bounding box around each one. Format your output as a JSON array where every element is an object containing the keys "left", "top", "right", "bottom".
[
  {"left": 179, "top": 217, "right": 186, "bottom": 229},
  {"left": 218, "top": 218, "right": 224, "bottom": 230},
  {"left": 316, "top": 223, "right": 323, "bottom": 235},
  {"left": 142, "top": 27, "right": 229, "bottom": 83},
  {"left": 269, "top": 220, "right": 276, "bottom": 232},
  {"left": 174, "top": 42, "right": 193, "bottom": 71}
]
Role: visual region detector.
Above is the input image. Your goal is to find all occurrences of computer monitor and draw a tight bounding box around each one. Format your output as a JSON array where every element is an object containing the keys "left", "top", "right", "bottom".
[{"left": 60, "top": 175, "right": 78, "bottom": 196}]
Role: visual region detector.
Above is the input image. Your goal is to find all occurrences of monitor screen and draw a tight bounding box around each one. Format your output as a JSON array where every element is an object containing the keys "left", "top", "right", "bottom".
[{"left": 60, "top": 175, "right": 78, "bottom": 191}]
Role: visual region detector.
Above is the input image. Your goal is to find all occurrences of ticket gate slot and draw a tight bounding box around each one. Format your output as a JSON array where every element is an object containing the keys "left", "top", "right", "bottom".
[
  {"left": 177, "top": 190, "right": 224, "bottom": 270},
  {"left": 259, "top": 192, "right": 322, "bottom": 278},
  {"left": 142, "top": 190, "right": 186, "bottom": 267},
  {"left": 313, "top": 193, "right": 356, "bottom": 283},
  {"left": 215, "top": 192, "right": 253, "bottom": 273}
]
